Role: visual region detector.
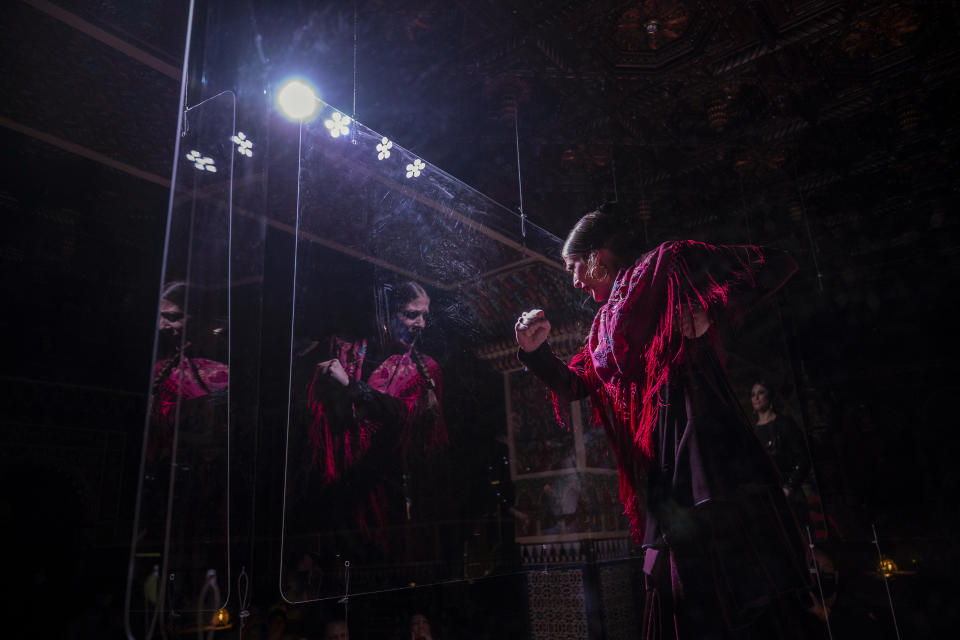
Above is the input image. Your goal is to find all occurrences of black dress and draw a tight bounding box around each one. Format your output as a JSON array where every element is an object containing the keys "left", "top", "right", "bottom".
[
  {"left": 520, "top": 339, "right": 812, "bottom": 638},
  {"left": 754, "top": 415, "right": 811, "bottom": 496},
  {"left": 517, "top": 241, "right": 813, "bottom": 638}
]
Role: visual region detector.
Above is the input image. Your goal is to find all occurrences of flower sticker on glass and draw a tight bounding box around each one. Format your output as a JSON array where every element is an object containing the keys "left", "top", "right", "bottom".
[
  {"left": 377, "top": 137, "right": 393, "bottom": 160},
  {"left": 231, "top": 132, "right": 253, "bottom": 157},
  {"left": 186, "top": 150, "right": 217, "bottom": 173},
  {"left": 324, "top": 112, "right": 351, "bottom": 138},
  {"left": 406, "top": 158, "right": 425, "bottom": 178}
]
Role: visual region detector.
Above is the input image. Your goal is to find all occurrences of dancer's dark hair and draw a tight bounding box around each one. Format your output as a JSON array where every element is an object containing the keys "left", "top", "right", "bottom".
[{"left": 562, "top": 202, "right": 645, "bottom": 272}]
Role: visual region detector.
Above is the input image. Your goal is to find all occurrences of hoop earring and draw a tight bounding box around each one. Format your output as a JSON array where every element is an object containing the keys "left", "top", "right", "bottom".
[{"left": 588, "top": 262, "right": 609, "bottom": 281}]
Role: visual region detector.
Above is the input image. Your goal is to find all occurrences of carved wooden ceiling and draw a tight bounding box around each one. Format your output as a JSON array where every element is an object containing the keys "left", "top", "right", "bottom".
[
  {"left": 367, "top": 0, "right": 958, "bottom": 250},
  {"left": 2, "top": 0, "right": 958, "bottom": 387}
]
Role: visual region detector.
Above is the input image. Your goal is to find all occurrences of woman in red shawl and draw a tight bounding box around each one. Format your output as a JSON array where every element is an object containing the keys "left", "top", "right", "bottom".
[
  {"left": 515, "top": 207, "right": 812, "bottom": 638},
  {"left": 138, "top": 281, "right": 230, "bottom": 624},
  {"left": 300, "top": 281, "right": 447, "bottom": 556},
  {"left": 150, "top": 282, "right": 229, "bottom": 463}
]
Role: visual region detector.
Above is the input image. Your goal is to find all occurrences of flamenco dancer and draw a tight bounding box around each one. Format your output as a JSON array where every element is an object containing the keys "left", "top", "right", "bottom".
[{"left": 516, "top": 205, "right": 813, "bottom": 639}]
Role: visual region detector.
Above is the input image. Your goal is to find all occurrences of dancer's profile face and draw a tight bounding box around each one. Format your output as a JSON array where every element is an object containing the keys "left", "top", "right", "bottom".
[
  {"left": 324, "top": 621, "right": 349, "bottom": 640},
  {"left": 564, "top": 253, "right": 613, "bottom": 302},
  {"left": 395, "top": 296, "right": 430, "bottom": 347}
]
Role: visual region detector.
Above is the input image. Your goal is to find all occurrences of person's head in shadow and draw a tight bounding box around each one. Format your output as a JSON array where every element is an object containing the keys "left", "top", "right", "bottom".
[
  {"left": 267, "top": 606, "right": 289, "bottom": 640},
  {"left": 323, "top": 619, "right": 349, "bottom": 640},
  {"left": 408, "top": 612, "right": 433, "bottom": 640}
]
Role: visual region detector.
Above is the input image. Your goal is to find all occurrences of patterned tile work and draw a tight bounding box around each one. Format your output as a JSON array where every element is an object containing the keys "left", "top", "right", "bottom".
[
  {"left": 599, "top": 563, "right": 641, "bottom": 640},
  {"left": 527, "top": 568, "right": 589, "bottom": 640}
]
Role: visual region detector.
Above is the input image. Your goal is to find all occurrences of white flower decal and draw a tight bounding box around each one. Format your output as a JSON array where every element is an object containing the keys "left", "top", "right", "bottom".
[
  {"left": 186, "top": 150, "right": 217, "bottom": 172},
  {"left": 405, "top": 158, "right": 425, "bottom": 178},
  {"left": 230, "top": 132, "right": 253, "bottom": 157},
  {"left": 324, "top": 112, "right": 351, "bottom": 138},
  {"left": 376, "top": 137, "right": 393, "bottom": 160}
]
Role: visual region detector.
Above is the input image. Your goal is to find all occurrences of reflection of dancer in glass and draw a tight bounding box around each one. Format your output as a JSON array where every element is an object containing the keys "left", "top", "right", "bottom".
[
  {"left": 140, "top": 281, "right": 229, "bottom": 633},
  {"left": 150, "top": 281, "right": 229, "bottom": 462},
  {"left": 515, "top": 206, "right": 812, "bottom": 638},
  {"left": 303, "top": 281, "right": 447, "bottom": 554}
]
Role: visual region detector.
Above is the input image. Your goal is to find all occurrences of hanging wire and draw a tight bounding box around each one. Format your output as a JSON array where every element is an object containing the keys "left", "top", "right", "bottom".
[
  {"left": 196, "top": 569, "right": 222, "bottom": 640},
  {"left": 339, "top": 561, "right": 352, "bottom": 633},
  {"left": 124, "top": 4, "right": 197, "bottom": 638},
  {"left": 610, "top": 150, "right": 619, "bottom": 202},
  {"left": 279, "top": 121, "right": 306, "bottom": 601},
  {"left": 642, "top": 576, "right": 662, "bottom": 640},
  {"left": 872, "top": 524, "right": 903, "bottom": 640},
  {"left": 637, "top": 158, "right": 652, "bottom": 247},
  {"left": 237, "top": 567, "right": 251, "bottom": 639},
  {"left": 151, "top": 144, "right": 204, "bottom": 640},
  {"left": 514, "top": 109, "right": 526, "bottom": 240},
  {"left": 772, "top": 298, "right": 825, "bottom": 503},
  {"left": 351, "top": 1, "right": 359, "bottom": 145},
  {"left": 737, "top": 172, "right": 754, "bottom": 244},
  {"left": 792, "top": 158, "right": 824, "bottom": 292},
  {"left": 225, "top": 91, "right": 236, "bottom": 614},
  {"left": 806, "top": 527, "right": 835, "bottom": 640},
  {"left": 638, "top": 157, "right": 649, "bottom": 245},
  {"left": 246, "top": 0, "right": 269, "bottom": 64}
]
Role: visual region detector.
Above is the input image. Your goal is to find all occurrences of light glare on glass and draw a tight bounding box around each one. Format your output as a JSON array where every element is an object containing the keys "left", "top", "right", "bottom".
[{"left": 276, "top": 80, "right": 319, "bottom": 120}]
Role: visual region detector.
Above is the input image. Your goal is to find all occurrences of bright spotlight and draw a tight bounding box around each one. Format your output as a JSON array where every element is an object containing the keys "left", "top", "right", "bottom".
[{"left": 276, "top": 80, "right": 319, "bottom": 121}]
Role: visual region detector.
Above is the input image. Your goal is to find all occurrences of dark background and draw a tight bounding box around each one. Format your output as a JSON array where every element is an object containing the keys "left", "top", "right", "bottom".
[{"left": 1, "top": 0, "right": 958, "bottom": 637}]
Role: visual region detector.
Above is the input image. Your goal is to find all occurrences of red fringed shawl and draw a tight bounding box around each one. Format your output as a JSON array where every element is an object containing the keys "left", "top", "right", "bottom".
[
  {"left": 306, "top": 337, "right": 447, "bottom": 484},
  {"left": 149, "top": 355, "right": 229, "bottom": 462},
  {"left": 304, "top": 338, "right": 447, "bottom": 547},
  {"left": 306, "top": 336, "right": 369, "bottom": 482},
  {"left": 564, "top": 240, "right": 797, "bottom": 539}
]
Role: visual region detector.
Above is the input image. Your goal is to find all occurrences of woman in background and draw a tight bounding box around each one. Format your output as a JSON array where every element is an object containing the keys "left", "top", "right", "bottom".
[{"left": 751, "top": 381, "right": 811, "bottom": 502}]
